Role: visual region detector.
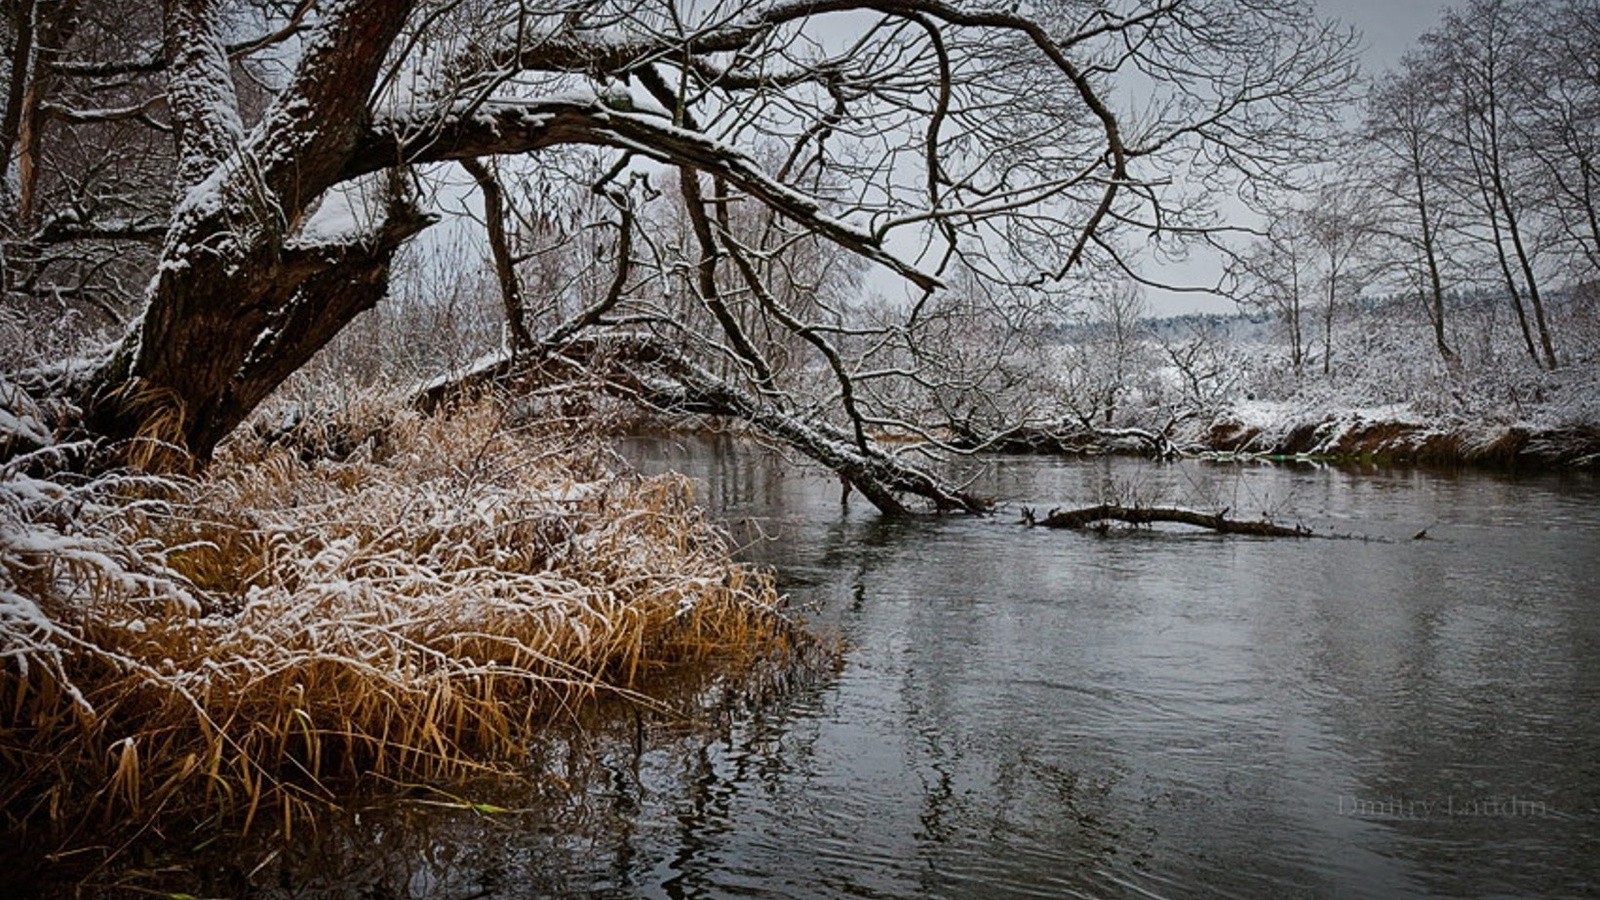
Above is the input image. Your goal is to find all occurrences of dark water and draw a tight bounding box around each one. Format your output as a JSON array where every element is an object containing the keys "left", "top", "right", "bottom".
[
  {"left": 79, "top": 437, "right": 1600, "bottom": 899},
  {"left": 601, "top": 436, "right": 1600, "bottom": 900}
]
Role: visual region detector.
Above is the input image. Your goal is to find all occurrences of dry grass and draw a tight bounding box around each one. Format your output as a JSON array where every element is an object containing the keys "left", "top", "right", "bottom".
[{"left": 0, "top": 399, "right": 796, "bottom": 844}]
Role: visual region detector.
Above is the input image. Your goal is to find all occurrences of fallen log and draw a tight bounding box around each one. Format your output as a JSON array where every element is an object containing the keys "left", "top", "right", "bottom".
[
  {"left": 949, "top": 421, "right": 1184, "bottom": 459},
  {"left": 414, "top": 334, "right": 991, "bottom": 516},
  {"left": 1022, "top": 504, "right": 1312, "bottom": 537}
]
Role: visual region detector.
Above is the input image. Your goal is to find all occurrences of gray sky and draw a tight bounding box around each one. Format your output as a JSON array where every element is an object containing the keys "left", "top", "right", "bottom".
[
  {"left": 1142, "top": 0, "right": 1457, "bottom": 315},
  {"left": 1323, "top": 0, "right": 1454, "bottom": 71}
]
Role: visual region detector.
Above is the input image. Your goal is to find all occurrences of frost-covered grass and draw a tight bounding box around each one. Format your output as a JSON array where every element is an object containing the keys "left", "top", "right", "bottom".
[{"left": 1, "top": 400, "right": 795, "bottom": 839}]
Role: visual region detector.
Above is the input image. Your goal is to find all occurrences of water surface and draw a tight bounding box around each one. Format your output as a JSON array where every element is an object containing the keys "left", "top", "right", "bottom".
[{"left": 604, "top": 437, "right": 1600, "bottom": 900}]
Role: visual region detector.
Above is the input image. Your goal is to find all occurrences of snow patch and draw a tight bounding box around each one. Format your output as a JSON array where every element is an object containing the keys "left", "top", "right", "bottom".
[
  {"left": 290, "top": 175, "right": 389, "bottom": 247},
  {"left": 0, "top": 379, "right": 51, "bottom": 451}
]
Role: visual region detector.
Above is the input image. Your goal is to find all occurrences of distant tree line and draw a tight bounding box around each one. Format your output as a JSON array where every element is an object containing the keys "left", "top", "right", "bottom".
[{"left": 1234, "top": 0, "right": 1597, "bottom": 376}]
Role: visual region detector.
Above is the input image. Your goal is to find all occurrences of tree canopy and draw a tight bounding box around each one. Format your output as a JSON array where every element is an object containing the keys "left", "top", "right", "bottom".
[{"left": 3, "top": 0, "right": 1358, "bottom": 507}]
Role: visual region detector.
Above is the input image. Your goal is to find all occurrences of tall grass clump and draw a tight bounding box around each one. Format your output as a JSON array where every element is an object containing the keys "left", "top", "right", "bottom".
[{"left": 0, "top": 398, "right": 796, "bottom": 845}]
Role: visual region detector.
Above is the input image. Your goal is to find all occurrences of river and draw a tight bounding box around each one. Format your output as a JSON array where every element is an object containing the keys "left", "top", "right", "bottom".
[
  {"left": 151, "top": 436, "right": 1600, "bottom": 899},
  {"left": 602, "top": 435, "right": 1600, "bottom": 900}
]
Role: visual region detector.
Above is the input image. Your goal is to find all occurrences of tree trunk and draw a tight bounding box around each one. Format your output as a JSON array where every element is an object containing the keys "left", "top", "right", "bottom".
[
  {"left": 3, "top": 0, "right": 77, "bottom": 230},
  {"left": 460, "top": 158, "right": 534, "bottom": 357},
  {"left": 1288, "top": 287, "right": 1304, "bottom": 376},
  {"left": 76, "top": 0, "right": 421, "bottom": 463},
  {"left": 1490, "top": 172, "right": 1558, "bottom": 369},
  {"left": 0, "top": 0, "right": 38, "bottom": 194},
  {"left": 1582, "top": 161, "right": 1600, "bottom": 271},
  {"left": 1322, "top": 270, "right": 1336, "bottom": 376},
  {"left": 1413, "top": 162, "right": 1458, "bottom": 367},
  {"left": 1482, "top": 195, "right": 1542, "bottom": 369}
]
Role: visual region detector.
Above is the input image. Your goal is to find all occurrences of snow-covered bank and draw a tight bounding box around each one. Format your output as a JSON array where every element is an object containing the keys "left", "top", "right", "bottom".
[
  {"left": 1182, "top": 334, "right": 1600, "bottom": 467},
  {"left": 1196, "top": 401, "right": 1600, "bottom": 468},
  {"left": 1026, "top": 297, "right": 1600, "bottom": 469}
]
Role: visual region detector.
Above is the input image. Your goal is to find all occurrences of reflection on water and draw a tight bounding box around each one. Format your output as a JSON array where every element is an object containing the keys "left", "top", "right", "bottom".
[
  {"left": 607, "top": 436, "right": 1600, "bottom": 900},
  {"left": 38, "top": 436, "right": 1600, "bottom": 898}
]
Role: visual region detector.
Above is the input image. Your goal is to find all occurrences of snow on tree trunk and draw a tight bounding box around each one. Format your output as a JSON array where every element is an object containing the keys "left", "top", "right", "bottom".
[{"left": 80, "top": 0, "right": 422, "bottom": 461}]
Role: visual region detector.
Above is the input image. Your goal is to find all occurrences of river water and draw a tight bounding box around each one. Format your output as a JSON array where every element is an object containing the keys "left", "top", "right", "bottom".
[
  {"left": 117, "top": 436, "right": 1600, "bottom": 899},
  {"left": 600, "top": 436, "right": 1600, "bottom": 900}
]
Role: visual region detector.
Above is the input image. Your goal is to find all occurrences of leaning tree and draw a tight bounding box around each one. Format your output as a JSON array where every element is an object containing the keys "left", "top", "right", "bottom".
[{"left": 2, "top": 0, "right": 1357, "bottom": 511}]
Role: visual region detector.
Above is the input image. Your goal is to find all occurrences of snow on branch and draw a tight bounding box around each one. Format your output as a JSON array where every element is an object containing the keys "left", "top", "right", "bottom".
[
  {"left": 40, "top": 97, "right": 169, "bottom": 130},
  {"left": 34, "top": 215, "right": 168, "bottom": 244},
  {"left": 165, "top": 0, "right": 245, "bottom": 191},
  {"left": 351, "top": 97, "right": 939, "bottom": 290}
]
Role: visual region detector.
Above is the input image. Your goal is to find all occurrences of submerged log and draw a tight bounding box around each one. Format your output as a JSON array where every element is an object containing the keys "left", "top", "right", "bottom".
[{"left": 1022, "top": 504, "right": 1312, "bottom": 537}]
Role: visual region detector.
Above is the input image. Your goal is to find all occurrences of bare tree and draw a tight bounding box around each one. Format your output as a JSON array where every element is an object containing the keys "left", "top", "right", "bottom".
[
  {"left": 1057, "top": 279, "right": 1151, "bottom": 428},
  {"left": 2, "top": 0, "right": 171, "bottom": 339},
  {"left": 1357, "top": 0, "right": 1597, "bottom": 374},
  {"left": 1230, "top": 210, "right": 1312, "bottom": 377},
  {"left": 1155, "top": 316, "right": 1245, "bottom": 420},
  {"left": 1364, "top": 55, "right": 1462, "bottom": 368},
  {"left": 1522, "top": 0, "right": 1600, "bottom": 280},
  {"left": 5, "top": 0, "right": 1357, "bottom": 511},
  {"left": 1232, "top": 178, "right": 1377, "bottom": 380},
  {"left": 1426, "top": 0, "right": 1558, "bottom": 369},
  {"left": 1301, "top": 181, "right": 1376, "bottom": 376}
]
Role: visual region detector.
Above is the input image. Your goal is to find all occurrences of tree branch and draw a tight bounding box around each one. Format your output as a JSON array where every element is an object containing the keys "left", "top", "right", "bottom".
[
  {"left": 1024, "top": 504, "right": 1312, "bottom": 537},
  {"left": 349, "top": 98, "right": 939, "bottom": 291}
]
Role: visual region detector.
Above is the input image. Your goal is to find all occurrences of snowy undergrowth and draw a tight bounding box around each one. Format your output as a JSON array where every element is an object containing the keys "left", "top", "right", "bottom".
[
  {"left": 1, "top": 399, "right": 795, "bottom": 836},
  {"left": 1125, "top": 307, "right": 1600, "bottom": 465}
]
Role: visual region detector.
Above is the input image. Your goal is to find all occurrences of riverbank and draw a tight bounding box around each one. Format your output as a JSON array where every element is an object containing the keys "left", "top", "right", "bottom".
[
  {"left": 631, "top": 405, "right": 1600, "bottom": 476},
  {"left": 0, "top": 400, "right": 801, "bottom": 882},
  {"left": 932, "top": 407, "right": 1600, "bottom": 471},
  {"left": 1194, "top": 401, "right": 1600, "bottom": 468}
]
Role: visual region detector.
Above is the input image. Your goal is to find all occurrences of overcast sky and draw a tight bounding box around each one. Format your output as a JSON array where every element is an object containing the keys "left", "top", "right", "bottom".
[{"left": 1322, "top": 0, "right": 1454, "bottom": 69}]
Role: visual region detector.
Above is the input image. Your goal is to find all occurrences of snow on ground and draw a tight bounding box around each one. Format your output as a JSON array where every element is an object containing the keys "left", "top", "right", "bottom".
[{"left": 0, "top": 380, "right": 50, "bottom": 453}]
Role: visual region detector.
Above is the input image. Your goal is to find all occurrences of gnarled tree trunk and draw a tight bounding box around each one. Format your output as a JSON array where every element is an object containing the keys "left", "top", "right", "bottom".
[{"left": 70, "top": 0, "right": 421, "bottom": 462}]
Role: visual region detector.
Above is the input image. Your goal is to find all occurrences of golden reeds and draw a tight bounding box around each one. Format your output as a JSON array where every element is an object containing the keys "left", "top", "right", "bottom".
[{"left": 1, "top": 398, "right": 796, "bottom": 843}]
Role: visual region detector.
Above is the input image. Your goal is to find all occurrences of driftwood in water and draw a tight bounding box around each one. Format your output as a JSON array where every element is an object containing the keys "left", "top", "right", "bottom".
[{"left": 1022, "top": 504, "right": 1312, "bottom": 537}]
